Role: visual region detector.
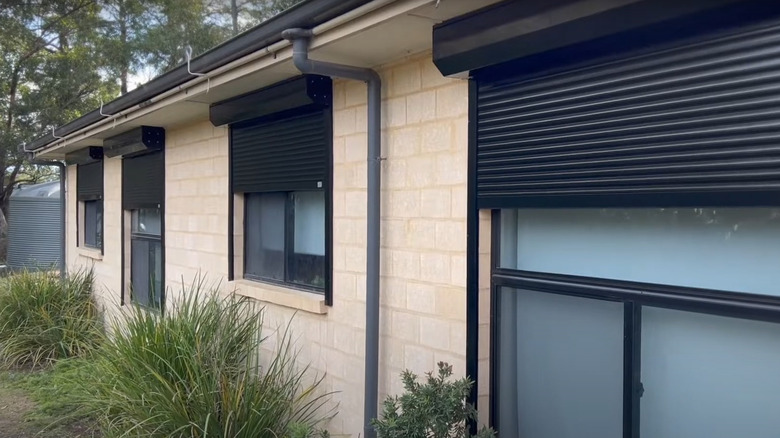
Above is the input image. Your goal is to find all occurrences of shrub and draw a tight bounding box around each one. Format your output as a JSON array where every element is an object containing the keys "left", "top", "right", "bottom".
[
  {"left": 0, "top": 269, "right": 102, "bottom": 368},
  {"left": 372, "top": 362, "right": 495, "bottom": 438},
  {"left": 85, "top": 277, "right": 333, "bottom": 438}
]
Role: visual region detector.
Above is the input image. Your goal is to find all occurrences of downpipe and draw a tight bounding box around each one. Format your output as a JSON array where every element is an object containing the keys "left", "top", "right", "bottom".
[{"left": 281, "top": 28, "right": 382, "bottom": 438}]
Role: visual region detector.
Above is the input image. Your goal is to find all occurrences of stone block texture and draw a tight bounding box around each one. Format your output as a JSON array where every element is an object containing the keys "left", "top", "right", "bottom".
[{"left": 64, "top": 51, "right": 470, "bottom": 437}]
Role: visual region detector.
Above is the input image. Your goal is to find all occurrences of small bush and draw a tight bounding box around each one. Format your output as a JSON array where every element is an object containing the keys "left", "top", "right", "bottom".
[
  {"left": 85, "top": 276, "right": 333, "bottom": 438},
  {"left": 372, "top": 362, "right": 495, "bottom": 438},
  {"left": 0, "top": 269, "right": 102, "bottom": 368}
]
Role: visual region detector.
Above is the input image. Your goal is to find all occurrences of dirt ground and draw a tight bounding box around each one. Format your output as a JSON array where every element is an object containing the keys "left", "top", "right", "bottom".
[
  {"left": 0, "top": 385, "right": 37, "bottom": 438},
  {"left": 0, "top": 377, "right": 97, "bottom": 438}
]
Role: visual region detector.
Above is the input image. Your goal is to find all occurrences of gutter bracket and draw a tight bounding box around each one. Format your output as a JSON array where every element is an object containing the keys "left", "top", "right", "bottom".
[{"left": 185, "top": 45, "right": 211, "bottom": 93}]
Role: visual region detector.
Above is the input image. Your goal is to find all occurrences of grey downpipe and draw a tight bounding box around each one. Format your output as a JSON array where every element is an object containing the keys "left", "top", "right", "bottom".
[
  {"left": 281, "top": 28, "right": 382, "bottom": 438},
  {"left": 29, "top": 158, "right": 66, "bottom": 280}
]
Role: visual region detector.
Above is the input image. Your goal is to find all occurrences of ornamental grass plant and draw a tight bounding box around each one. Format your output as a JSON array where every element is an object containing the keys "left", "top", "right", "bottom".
[
  {"left": 84, "top": 276, "right": 333, "bottom": 438},
  {"left": 0, "top": 269, "right": 101, "bottom": 368}
]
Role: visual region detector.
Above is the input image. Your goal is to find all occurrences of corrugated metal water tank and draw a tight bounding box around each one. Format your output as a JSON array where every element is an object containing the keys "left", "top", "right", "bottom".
[{"left": 7, "top": 181, "right": 62, "bottom": 270}]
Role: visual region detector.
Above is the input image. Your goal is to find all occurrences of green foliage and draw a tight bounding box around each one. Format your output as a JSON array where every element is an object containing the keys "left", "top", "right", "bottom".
[
  {"left": 83, "top": 276, "right": 334, "bottom": 438},
  {"left": 1, "top": 357, "right": 98, "bottom": 433},
  {"left": 372, "top": 362, "right": 495, "bottom": 438},
  {"left": 0, "top": 269, "right": 102, "bottom": 368}
]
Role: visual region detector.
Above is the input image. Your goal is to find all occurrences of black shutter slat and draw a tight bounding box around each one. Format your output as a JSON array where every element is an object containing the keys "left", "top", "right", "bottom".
[
  {"left": 231, "top": 111, "right": 328, "bottom": 193},
  {"left": 476, "top": 22, "right": 780, "bottom": 208},
  {"left": 123, "top": 152, "right": 164, "bottom": 209},
  {"left": 77, "top": 161, "right": 103, "bottom": 201}
]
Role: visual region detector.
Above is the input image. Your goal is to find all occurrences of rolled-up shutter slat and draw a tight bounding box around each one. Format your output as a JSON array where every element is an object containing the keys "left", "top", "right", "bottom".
[
  {"left": 123, "top": 152, "right": 163, "bottom": 209},
  {"left": 476, "top": 22, "right": 780, "bottom": 208},
  {"left": 231, "top": 110, "right": 329, "bottom": 193},
  {"left": 77, "top": 161, "right": 103, "bottom": 201}
]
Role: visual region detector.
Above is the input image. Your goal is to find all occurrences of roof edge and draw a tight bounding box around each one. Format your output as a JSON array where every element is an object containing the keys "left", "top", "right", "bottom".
[{"left": 28, "top": 0, "right": 373, "bottom": 152}]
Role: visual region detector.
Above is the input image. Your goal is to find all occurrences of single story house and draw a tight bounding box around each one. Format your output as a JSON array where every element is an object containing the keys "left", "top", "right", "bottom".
[{"left": 26, "top": 0, "right": 780, "bottom": 436}]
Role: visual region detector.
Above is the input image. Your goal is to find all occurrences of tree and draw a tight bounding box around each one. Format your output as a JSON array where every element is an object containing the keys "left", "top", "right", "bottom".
[
  {"left": 138, "top": 0, "right": 228, "bottom": 74},
  {"left": 0, "top": 0, "right": 118, "bottom": 259},
  {"left": 98, "top": 0, "right": 149, "bottom": 94}
]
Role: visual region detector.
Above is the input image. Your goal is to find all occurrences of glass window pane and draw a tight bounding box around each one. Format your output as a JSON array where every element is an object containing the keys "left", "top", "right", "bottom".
[
  {"left": 496, "top": 288, "right": 624, "bottom": 438},
  {"left": 641, "top": 307, "right": 780, "bottom": 438},
  {"left": 293, "top": 191, "right": 325, "bottom": 255},
  {"left": 131, "top": 239, "right": 150, "bottom": 307},
  {"left": 245, "top": 193, "right": 285, "bottom": 281},
  {"left": 290, "top": 191, "right": 325, "bottom": 288},
  {"left": 131, "top": 238, "right": 162, "bottom": 309},
  {"left": 84, "top": 200, "right": 102, "bottom": 248},
  {"left": 151, "top": 240, "right": 162, "bottom": 309},
  {"left": 132, "top": 208, "right": 161, "bottom": 236},
  {"left": 500, "top": 208, "right": 780, "bottom": 296}
]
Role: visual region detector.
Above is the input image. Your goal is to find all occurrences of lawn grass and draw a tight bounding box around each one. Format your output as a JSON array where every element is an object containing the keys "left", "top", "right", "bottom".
[{"left": 0, "top": 358, "right": 99, "bottom": 437}]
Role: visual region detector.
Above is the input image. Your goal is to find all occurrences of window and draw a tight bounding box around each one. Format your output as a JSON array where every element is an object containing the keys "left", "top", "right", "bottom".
[
  {"left": 244, "top": 191, "right": 325, "bottom": 290},
  {"left": 493, "top": 208, "right": 780, "bottom": 437},
  {"left": 76, "top": 160, "right": 103, "bottom": 250},
  {"left": 130, "top": 208, "right": 162, "bottom": 309},
  {"left": 225, "top": 80, "right": 333, "bottom": 299},
  {"left": 83, "top": 200, "right": 103, "bottom": 249}
]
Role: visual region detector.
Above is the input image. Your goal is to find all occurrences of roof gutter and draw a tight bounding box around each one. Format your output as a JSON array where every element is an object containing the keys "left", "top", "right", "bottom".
[{"left": 26, "top": 0, "right": 374, "bottom": 152}]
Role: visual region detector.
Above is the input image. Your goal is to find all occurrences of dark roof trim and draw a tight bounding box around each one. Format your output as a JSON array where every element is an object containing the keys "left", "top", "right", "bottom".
[
  {"left": 29, "top": 0, "right": 372, "bottom": 152},
  {"left": 432, "top": 0, "right": 747, "bottom": 77},
  {"left": 210, "top": 74, "right": 331, "bottom": 126}
]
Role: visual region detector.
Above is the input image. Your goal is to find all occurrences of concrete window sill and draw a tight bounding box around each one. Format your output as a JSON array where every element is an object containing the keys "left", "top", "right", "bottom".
[
  {"left": 77, "top": 247, "right": 103, "bottom": 261},
  {"left": 232, "top": 279, "right": 327, "bottom": 315}
]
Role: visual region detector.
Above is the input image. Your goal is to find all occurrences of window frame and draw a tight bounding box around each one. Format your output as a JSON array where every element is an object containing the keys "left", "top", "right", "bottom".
[
  {"left": 488, "top": 209, "right": 780, "bottom": 437},
  {"left": 228, "top": 105, "right": 334, "bottom": 304},
  {"left": 242, "top": 190, "right": 329, "bottom": 294},
  {"left": 76, "top": 160, "right": 104, "bottom": 253},
  {"left": 120, "top": 149, "right": 165, "bottom": 310},
  {"left": 82, "top": 199, "right": 103, "bottom": 250},
  {"left": 128, "top": 208, "right": 163, "bottom": 310}
]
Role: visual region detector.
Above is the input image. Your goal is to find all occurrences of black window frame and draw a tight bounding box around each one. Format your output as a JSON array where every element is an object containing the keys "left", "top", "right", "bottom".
[
  {"left": 83, "top": 199, "right": 103, "bottom": 250},
  {"left": 243, "top": 191, "right": 327, "bottom": 292},
  {"left": 458, "top": 6, "right": 780, "bottom": 435},
  {"left": 120, "top": 147, "right": 165, "bottom": 310},
  {"left": 224, "top": 80, "right": 334, "bottom": 304},
  {"left": 487, "top": 209, "right": 780, "bottom": 437},
  {"left": 76, "top": 160, "right": 104, "bottom": 252},
  {"left": 129, "top": 208, "right": 163, "bottom": 310}
]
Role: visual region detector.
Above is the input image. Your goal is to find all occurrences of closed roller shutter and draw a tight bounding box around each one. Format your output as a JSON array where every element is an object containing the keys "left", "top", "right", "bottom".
[
  {"left": 231, "top": 110, "right": 329, "bottom": 193},
  {"left": 476, "top": 22, "right": 780, "bottom": 208},
  {"left": 123, "top": 151, "right": 163, "bottom": 209},
  {"left": 77, "top": 161, "right": 103, "bottom": 201}
]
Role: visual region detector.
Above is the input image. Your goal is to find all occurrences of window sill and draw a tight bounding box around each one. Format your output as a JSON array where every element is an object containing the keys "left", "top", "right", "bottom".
[
  {"left": 232, "top": 279, "right": 327, "bottom": 315},
  {"left": 77, "top": 247, "right": 103, "bottom": 261}
]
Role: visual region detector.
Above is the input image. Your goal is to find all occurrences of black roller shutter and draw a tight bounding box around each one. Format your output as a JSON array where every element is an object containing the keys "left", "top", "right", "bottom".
[
  {"left": 476, "top": 21, "right": 780, "bottom": 208},
  {"left": 231, "top": 110, "right": 328, "bottom": 193},
  {"left": 77, "top": 161, "right": 103, "bottom": 201},
  {"left": 123, "top": 152, "right": 163, "bottom": 209}
]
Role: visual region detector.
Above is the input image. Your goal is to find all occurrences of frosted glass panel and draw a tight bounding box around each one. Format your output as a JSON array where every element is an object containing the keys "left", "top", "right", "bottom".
[
  {"left": 496, "top": 288, "right": 623, "bottom": 438},
  {"left": 641, "top": 307, "right": 780, "bottom": 438},
  {"left": 293, "top": 191, "right": 325, "bottom": 256},
  {"left": 501, "top": 208, "right": 780, "bottom": 295}
]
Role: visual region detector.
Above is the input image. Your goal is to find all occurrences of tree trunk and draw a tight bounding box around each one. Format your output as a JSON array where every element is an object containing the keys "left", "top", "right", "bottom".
[
  {"left": 120, "top": 0, "right": 129, "bottom": 94},
  {"left": 231, "top": 0, "right": 238, "bottom": 35}
]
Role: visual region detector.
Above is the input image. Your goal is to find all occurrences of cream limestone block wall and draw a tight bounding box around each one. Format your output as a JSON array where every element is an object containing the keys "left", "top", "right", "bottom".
[
  {"left": 164, "top": 120, "right": 231, "bottom": 295},
  {"left": 329, "top": 51, "right": 470, "bottom": 435},
  {"left": 65, "top": 50, "right": 471, "bottom": 437}
]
